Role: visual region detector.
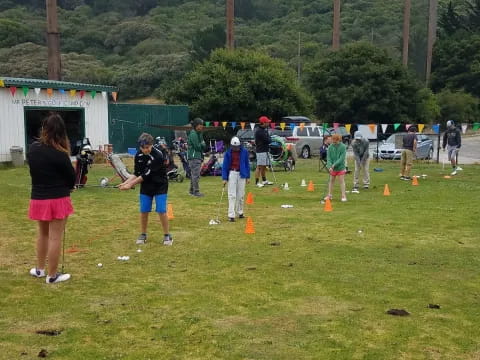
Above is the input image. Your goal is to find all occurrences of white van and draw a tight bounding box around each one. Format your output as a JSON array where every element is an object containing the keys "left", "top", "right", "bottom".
[{"left": 286, "top": 125, "right": 329, "bottom": 158}]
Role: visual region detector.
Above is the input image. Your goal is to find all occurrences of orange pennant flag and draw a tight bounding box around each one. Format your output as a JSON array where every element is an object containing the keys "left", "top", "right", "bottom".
[
  {"left": 368, "top": 124, "right": 376, "bottom": 133},
  {"left": 47, "top": 88, "right": 53, "bottom": 97},
  {"left": 240, "top": 122, "right": 246, "bottom": 130},
  {"left": 112, "top": 92, "right": 118, "bottom": 102},
  {"left": 300, "top": 122, "right": 305, "bottom": 131}
]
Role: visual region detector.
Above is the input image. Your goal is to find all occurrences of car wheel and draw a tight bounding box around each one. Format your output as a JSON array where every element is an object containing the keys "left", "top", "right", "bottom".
[
  {"left": 301, "top": 146, "right": 310, "bottom": 159},
  {"left": 427, "top": 147, "right": 434, "bottom": 160}
]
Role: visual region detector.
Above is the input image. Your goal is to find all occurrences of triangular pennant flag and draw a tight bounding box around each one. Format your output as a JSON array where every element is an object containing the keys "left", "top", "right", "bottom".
[
  {"left": 47, "top": 88, "right": 53, "bottom": 97},
  {"left": 0, "top": 79, "right": 4, "bottom": 87},
  {"left": 473, "top": 122, "right": 480, "bottom": 131},
  {"left": 345, "top": 124, "right": 351, "bottom": 133},
  {"left": 22, "top": 87, "right": 29, "bottom": 97},
  {"left": 112, "top": 91, "right": 117, "bottom": 102},
  {"left": 461, "top": 124, "right": 467, "bottom": 134},
  {"left": 432, "top": 124, "right": 440, "bottom": 134},
  {"left": 250, "top": 122, "right": 255, "bottom": 130},
  {"left": 405, "top": 124, "right": 412, "bottom": 130},
  {"left": 322, "top": 123, "right": 328, "bottom": 130},
  {"left": 394, "top": 123, "right": 401, "bottom": 131},
  {"left": 381, "top": 124, "right": 388, "bottom": 133},
  {"left": 280, "top": 122, "right": 286, "bottom": 130},
  {"left": 59, "top": 89, "right": 65, "bottom": 95},
  {"left": 90, "top": 91, "right": 96, "bottom": 99},
  {"left": 222, "top": 121, "right": 227, "bottom": 129},
  {"left": 418, "top": 124, "right": 425, "bottom": 133},
  {"left": 102, "top": 91, "right": 107, "bottom": 99},
  {"left": 290, "top": 123, "right": 295, "bottom": 130},
  {"left": 214, "top": 121, "right": 219, "bottom": 127},
  {"left": 333, "top": 122, "right": 340, "bottom": 129},
  {"left": 270, "top": 122, "right": 276, "bottom": 129},
  {"left": 205, "top": 121, "right": 210, "bottom": 127},
  {"left": 34, "top": 88, "right": 41, "bottom": 96},
  {"left": 9, "top": 87, "right": 17, "bottom": 96},
  {"left": 311, "top": 123, "right": 317, "bottom": 129},
  {"left": 79, "top": 90, "right": 85, "bottom": 99},
  {"left": 70, "top": 89, "right": 76, "bottom": 97},
  {"left": 231, "top": 121, "right": 236, "bottom": 129},
  {"left": 368, "top": 124, "right": 376, "bottom": 133},
  {"left": 240, "top": 122, "right": 246, "bottom": 130},
  {"left": 300, "top": 122, "right": 305, "bottom": 130}
]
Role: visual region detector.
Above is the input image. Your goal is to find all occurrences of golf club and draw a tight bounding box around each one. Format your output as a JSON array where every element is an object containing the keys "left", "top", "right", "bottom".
[
  {"left": 320, "top": 174, "right": 331, "bottom": 204},
  {"left": 267, "top": 153, "right": 278, "bottom": 184},
  {"left": 209, "top": 185, "right": 226, "bottom": 225}
]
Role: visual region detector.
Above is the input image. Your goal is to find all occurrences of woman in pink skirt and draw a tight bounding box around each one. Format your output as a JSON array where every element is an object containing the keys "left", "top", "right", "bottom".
[
  {"left": 27, "top": 113, "right": 76, "bottom": 284},
  {"left": 326, "top": 134, "right": 348, "bottom": 202}
]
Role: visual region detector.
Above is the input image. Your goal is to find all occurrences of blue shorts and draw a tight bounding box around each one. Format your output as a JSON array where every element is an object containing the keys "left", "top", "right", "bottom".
[{"left": 139, "top": 194, "right": 167, "bottom": 213}]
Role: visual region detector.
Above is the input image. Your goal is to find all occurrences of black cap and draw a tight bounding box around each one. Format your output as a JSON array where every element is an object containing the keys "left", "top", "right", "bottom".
[{"left": 192, "top": 118, "right": 204, "bottom": 128}]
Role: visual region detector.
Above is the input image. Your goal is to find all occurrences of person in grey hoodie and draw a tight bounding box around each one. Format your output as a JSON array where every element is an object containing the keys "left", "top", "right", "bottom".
[{"left": 351, "top": 131, "right": 370, "bottom": 193}]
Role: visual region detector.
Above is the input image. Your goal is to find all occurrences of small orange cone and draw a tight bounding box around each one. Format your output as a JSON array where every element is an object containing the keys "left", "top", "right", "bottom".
[
  {"left": 324, "top": 198, "right": 333, "bottom": 212},
  {"left": 246, "top": 192, "right": 254, "bottom": 205},
  {"left": 383, "top": 184, "right": 391, "bottom": 196},
  {"left": 412, "top": 176, "right": 419, "bottom": 186},
  {"left": 66, "top": 244, "right": 80, "bottom": 253},
  {"left": 307, "top": 180, "right": 315, "bottom": 192},
  {"left": 272, "top": 187, "right": 280, "bottom": 193},
  {"left": 245, "top": 216, "right": 255, "bottom": 234},
  {"left": 167, "top": 203, "right": 174, "bottom": 220}
]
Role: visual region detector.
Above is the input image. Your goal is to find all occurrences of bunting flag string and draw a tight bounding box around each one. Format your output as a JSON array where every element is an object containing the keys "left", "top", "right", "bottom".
[
  {"left": 90, "top": 91, "right": 96, "bottom": 99},
  {"left": 333, "top": 122, "right": 340, "bottom": 129},
  {"left": 47, "top": 88, "right": 53, "bottom": 97},
  {"left": 345, "top": 124, "right": 351, "bottom": 133},
  {"left": 79, "top": 90, "right": 86, "bottom": 99},
  {"left": 214, "top": 121, "right": 219, "bottom": 127},
  {"left": 205, "top": 121, "right": 210, "bottom": 127},
  {"left": 405, "top": 124, "right": 412, "bottom": 130},
  {"left": 240, "top": 122, "right": 246, "bottom": 130},
  {"left": 432, "top": 124, "right": 440, "bottom": 134},
  {"left": 9, "top": 86, "right": 16, "bottom": 96},
  {"left": 102, "top": 91, "right": 107, "bottom": 99},
  {"left": 299, "top": 122, "right": 305, "bottom": 131},
  {"left": 311, "top": 123, "right": 317, "bottom": 129},
  {"left": 231, "top": 121, "right": 236, "bottom": 129},
  {"left": 59, "top": 89, "right": 65, "bottom": 95},
  {"left": 473, "top": 123, "right": 480, "bottom": 131},
  {"left": 280, "top": 122, "right": 286, "bottom": 130},
  {"left": 381, "top": 124, "right": 388, "bottom": 133},
  {"left": 0, "top": 79, "right": 4, "bottom": 87},
  {"left": 270, "top": 122, "right": 276, "bottom": 129},
  {"left": 250, "top": 123, "right": 255, "bottom": 131},
  {"left": 112, "top": 91, "right": 118, "bottom": 102},
  {"left": 393, "top": 123, "right": 401, "bottom": 131},
  {"left": 290, "top": 123, "right": 295, "bottom": 130},
  {"left": 368, "top": 124, "right": 376, "bottom": 133},
  {"left": 461, "top": 124, "right": 467, "bottom": 134},
  {"left": 22, "top": 87, "right": 29, "bottom": 97},
  {"left": 34, "top": 88, "right": 41, "bottom": 96},
  {"left": 222, "top": 121, "right": 227, "bottom": 129},
  {"left": 418, "top": 124, "right": 425, "bottom": 133},
  {"left": 70, "top": 89, "right": 76, "bottom": 97}
]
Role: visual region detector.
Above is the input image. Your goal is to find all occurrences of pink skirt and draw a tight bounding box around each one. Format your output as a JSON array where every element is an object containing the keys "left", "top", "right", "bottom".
[
  {"left": 29, "top": 197, "right": 74, "bottom": 221},
  {"left": 330, "top": 170, "right": 347, "bottom": 176}
]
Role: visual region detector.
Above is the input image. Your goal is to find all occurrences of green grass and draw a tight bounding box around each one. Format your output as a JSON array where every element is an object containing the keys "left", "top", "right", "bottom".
[{"left": 1, "top": 159, "right": 480, "bottom": 359}]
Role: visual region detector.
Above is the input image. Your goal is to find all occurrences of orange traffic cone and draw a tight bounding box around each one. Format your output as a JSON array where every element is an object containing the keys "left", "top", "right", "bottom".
[
  {"left": 246, "top": 192, "right": 254, "bottom": 205},
  {"left": 245, "top": 216, "right": 255, "bottom": 234},
  {"left": 383, "top": 184, "right": 391, "bottom": 196},
  {"left": 412, "top": 176, "right": 419, "bottom": 186},
  {"left": 307, "top": 180, "right": 315, "bottom": 192},
  {"left": 272, "top": 187, "right": 280, "bottom": 193},
  {"left": 324, "top": 198, "right": 333, "bottom": 212},
  {"left": 167, "top": 203, "right": 174, "bottom": 220}
]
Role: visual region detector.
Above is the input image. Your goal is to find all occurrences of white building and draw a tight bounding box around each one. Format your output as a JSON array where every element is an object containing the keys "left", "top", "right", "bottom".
[{"left": 0, "top": 77, "right": 117, "bottom": 162}]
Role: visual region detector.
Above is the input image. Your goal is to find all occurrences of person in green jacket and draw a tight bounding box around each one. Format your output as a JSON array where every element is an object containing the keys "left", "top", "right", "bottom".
[
  {"left": 326, "top": 134, "right": 347, "bottom": 202},
  {"left": 187, "top": 118, "right": 207, "bottom": 197}
]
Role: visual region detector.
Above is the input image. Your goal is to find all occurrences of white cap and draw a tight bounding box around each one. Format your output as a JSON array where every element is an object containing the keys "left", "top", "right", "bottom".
[
  {"left": 354, "top": 131, "right": 362, "bottom": 139},
  {"left": 230, "top": 136, "right": 241, "bottom": 146},
  {"left": 447, "top": 120, "right": 454, "bottom": 128}
]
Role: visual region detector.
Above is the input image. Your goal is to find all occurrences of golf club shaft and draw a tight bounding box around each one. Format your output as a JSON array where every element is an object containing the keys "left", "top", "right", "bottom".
[
  {"left": 215, "top": 186, "right": 225, "bottom": 221},
  {"left": 268, "top": 154, "right": 278, "bottom": 183}
]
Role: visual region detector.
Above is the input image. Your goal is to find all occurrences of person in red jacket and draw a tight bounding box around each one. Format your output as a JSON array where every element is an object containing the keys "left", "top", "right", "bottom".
[{"left": 27, "top": 113, "right": 75, "bottom": 284}]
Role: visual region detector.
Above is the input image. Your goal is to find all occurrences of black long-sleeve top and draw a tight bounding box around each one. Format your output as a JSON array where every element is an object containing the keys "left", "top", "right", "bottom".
[
  {"left": 27, "top": 141, "right": 76, "bottom": 200},
  {"left": 255, "top": 127, "right": 271, "bottom": 153},
  {"left": 134, "top": 146, "right": 168, "bottom": 196},
  {"left": 442, "top": 128, "right": 462, "bottom": 148}
]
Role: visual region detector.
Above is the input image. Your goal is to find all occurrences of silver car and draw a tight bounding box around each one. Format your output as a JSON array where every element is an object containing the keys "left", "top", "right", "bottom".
[{"left": 373, "top": 133, "right": 435, "bottom": 160}]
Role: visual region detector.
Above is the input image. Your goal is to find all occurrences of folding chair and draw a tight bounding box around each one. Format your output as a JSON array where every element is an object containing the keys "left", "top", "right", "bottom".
[{"left": 318, "top": 144, "right": 328, "bottom": 172}]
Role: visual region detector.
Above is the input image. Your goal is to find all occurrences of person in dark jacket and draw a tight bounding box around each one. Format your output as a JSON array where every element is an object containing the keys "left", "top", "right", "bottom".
[
  {"left": 222, "top": 136, "right": 250, "bottom": 222},
  {"left": 254, "top": 116, "right": 273, "bottom": 187},
  {"left": 27, "top": 113, "right": 75, "bottom": 284},
  {"left": 400, "top": 127, "right": 417, "bottom": 180},
  {"left": 442, "top": 120, "right": 462, "bottom": 176},
  {"left": 187, "top": 118, "right": 207, "bottom": 197},
  {"left": 119, "top": 133, "right": 172, "bottom": 246}
]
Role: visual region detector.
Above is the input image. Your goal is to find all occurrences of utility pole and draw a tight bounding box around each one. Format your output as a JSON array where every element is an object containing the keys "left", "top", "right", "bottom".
[
  {"left": 332, "top": 0, "right": 341, "bottom": 50},
  {"left": 426, "top": 0, "right": 438, "bottom": 85},
  {"left": 226, "top": 0, "right": 235, "bottom": 50},
  {"left": 46, "top": 0, "right": 61, "bottom": 80},
  {"left": 402, "top": 0, "right": 411, "bottom": 66}
]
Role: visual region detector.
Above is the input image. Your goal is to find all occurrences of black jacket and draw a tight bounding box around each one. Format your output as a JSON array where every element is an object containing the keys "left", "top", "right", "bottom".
[
  {"left": 134, "top": 146, "right": 168, "bottom": 196},
  {"left": 442, "top": 128, "right": 461, "bottom": 148},
  {"left": 255, "top": 127, "right": 271, "bottom": 153},
  {"left": 27, "top": 142, "right": 76, "bottom": 200}
]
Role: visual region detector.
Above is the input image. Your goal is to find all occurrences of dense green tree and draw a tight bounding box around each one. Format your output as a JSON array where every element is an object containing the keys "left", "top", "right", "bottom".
[
  {"left": 436, "top": 89, "right": 479, "bottom": 123},
  {"left": 190, "top": 23, "right": 226, "bottom": 61},
  {"left": 305, "top": 42, "right": 430, "bottom": 124},
  {"left": 166, "top": 49, "right": 313, "bottom": 122}
]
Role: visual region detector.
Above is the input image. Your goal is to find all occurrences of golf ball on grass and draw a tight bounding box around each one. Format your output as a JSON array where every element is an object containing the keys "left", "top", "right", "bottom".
[{"left": 97, "top": 263, "right": 103, "bottom": 267}]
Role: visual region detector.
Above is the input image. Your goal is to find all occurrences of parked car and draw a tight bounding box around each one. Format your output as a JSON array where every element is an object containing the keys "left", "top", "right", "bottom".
[
  {"left": 281, "top": 116, "right": 312, "bottom": 125},
  {"left": 284, "top": 125, "right": 326, "bottom": 159},
  {"left": 373, "top": 133, "right": 434, "bottom": 160},
  {"left": 327, "top": 127, "right": 351, "bottom": 146}
]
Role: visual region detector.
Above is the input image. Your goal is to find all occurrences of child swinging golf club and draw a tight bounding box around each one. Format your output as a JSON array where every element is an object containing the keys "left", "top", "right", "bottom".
[
  {"left": 325, "top": 134, "right": 348, "bottom": 202},
  {"left": 222, "top": 136, "right": 250, "bottom": 222},
  {"left": 119, "top": 133, "right": 172, "bottom": 245}
]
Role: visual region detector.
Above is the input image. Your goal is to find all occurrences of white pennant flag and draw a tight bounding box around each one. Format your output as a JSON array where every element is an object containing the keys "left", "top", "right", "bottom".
[
  {"left": 462, "top": 124, "right": 467, "bottom": 134},
  {"left": 102, "top": 91, "right": 107, "bottom": 99},
  {"left": 250, "top": 122, "right": 255, "bottom": 131},
  {"left": 381, "top": 124, "right": 388, "bottom": 133},
  {"left": 34, "top": 88, "right": 41, "bottom": 96},
  {"left": 311, "top": 123, "right": 317, "bottom": 129}
]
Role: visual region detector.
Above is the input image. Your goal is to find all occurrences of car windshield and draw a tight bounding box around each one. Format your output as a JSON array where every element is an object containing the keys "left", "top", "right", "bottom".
[
  {"left": 236, "top": 129, "right": 253, "bottom": 138},
  {"left": 385, "top": 134, "right": 397, "bottom": 144}
]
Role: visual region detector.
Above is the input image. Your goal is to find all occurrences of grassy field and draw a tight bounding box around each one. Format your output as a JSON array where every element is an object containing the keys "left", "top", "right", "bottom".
[{"left": 1, "top": 158, "right": 479, "bottom": 359}]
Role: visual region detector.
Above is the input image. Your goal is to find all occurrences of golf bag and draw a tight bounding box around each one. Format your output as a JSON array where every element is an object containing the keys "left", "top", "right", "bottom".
[
  {"left": 73, "top": 138, "right": 94, "bottom": 187},
  {"left": 172, "top": 137, "right": 191, "bottom": 178},
  {"left": 200, "top": 154, "right": 218, "bottom": 176}
]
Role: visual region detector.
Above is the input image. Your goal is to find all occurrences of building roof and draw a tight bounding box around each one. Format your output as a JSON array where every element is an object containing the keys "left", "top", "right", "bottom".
[{"left": 1, "top": 77, "right": 117, "bottom": 92}]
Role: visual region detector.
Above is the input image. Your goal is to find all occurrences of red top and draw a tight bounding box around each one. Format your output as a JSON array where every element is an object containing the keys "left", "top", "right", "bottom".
[{"left": 230, "top": 150, "right": 240, "bottom": 170}]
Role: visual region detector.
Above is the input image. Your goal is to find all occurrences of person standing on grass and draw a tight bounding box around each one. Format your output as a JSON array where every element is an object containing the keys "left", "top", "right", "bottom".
[
  {"left": 326, "top": 134, "right": 348, "bottom": 202},
  {"left": 27, "top": 113, "right": 75, "bottom": 284},
  {"left": 442, "top": 120, "right": 462, "bottom": 176},
  {"left": 400, "top": 127, "right": 417, "bottom": 181},
  {"left": 119, "top": 133, "right": 172, "bottom": 246},
  {"left": 187, "top": 118, "right": 207, "bottom": 197},
  {"left": 222, "top": 136, "right": 250, "bottom": 222},
  {"left": 254, "top": 116, "right": 273, "bottom": 187},
  {"left": 351, "top": 131, "right": 370, "bottom": 193}
]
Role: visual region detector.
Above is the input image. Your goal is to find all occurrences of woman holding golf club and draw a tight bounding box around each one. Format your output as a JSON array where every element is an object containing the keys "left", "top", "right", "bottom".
[
  {"left": 325, "top": 134, "right": 348, "bottom": 202},
  {"left": 222, "top": 137, "right": 250, "bottom": 222},
  {"left": 27, "top": 113, "right": 75, "bottom": 284}
]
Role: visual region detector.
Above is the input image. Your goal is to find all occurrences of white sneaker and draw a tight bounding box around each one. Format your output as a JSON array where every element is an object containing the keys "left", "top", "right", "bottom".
[
  {"left": 456, "top": 167, "right": 463, "bottom": 171},
  {"left": 341, "top": 197, "right": 348, "bottom": 202},
  {"left": 351, "top": 188, "right": 360, "bottom": 194},
  {"left": 262, "top": 180, "right": 273, "bottom": 185},
  {"left": 163, "top": 235, "right": 173, "bottom": 246},
  {"left": 256, "top": 183, "right": 264, "bottom": 188},
  {"left": 46, "top": 273, "right": 71, "bottom": 284},
  {"left": 451, "top": 170, "right": 457, "bottom": 176},
  {"left": 30, "top": 268, "right": 45, "bottom": 278}
]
